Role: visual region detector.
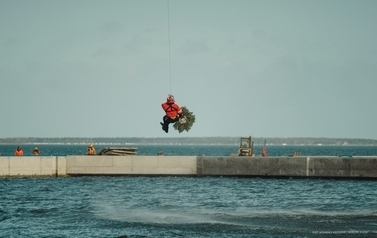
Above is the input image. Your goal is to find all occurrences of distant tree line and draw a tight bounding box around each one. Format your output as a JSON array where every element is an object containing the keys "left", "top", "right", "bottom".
[{"left": 1, "top": 137, "right": 377, "bottom": 145}]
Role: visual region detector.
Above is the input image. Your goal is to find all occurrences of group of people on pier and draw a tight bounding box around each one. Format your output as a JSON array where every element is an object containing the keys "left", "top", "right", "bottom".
[
  {"left": 11, "top": 144, "right": 96, "bottom": 156},
  {"left": 14, "top": 146, "right": 40, "bottom": 156}
]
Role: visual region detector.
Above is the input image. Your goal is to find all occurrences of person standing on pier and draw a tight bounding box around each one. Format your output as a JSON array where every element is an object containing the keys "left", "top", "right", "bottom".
[
  {"left": 14, "top": 146, "right": 24, "bottom": 156},
  {"left": 32, "top": 147, "right": 40, "bottom": 156},
  {"left": 87, "top": 144, "right": 96, "bottom": 155},
  {"left": 160, "top": 94, "right": 183, "bottom": 133}
]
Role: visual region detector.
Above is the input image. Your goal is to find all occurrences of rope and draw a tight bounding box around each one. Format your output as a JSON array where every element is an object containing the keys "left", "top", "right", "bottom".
[{"left": 167, "top": 0, "right": 172, "bottom": 94}]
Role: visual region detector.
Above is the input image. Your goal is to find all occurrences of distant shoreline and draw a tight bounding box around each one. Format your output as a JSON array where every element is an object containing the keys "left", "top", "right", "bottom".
[{"left": 1, "top": 137, "right": 377, "bottom": 146}]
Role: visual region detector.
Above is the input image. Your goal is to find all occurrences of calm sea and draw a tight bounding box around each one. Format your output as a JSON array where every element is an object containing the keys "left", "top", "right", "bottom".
[
  {"left": 1, "top": 144, "right": 377, "bottom": 157},
  {"left": 1, "top": 144, "right": 377, "bottom": 237}
]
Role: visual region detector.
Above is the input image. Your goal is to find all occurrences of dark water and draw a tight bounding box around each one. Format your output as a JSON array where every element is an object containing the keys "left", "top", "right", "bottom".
[
  {"left": 1, "top": 177, "right": 377, "bottom": 237},
  {"left": 1, "top": 145, "right": 377, "bottom": 237}
]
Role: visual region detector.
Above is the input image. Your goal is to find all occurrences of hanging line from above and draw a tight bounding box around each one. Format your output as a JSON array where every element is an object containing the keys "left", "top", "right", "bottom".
[{"left": 167, "top": 0, "right": 172, "bottom": 94}]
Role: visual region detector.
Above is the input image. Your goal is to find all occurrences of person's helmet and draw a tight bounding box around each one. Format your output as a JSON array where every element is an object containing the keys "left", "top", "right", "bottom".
[
  {"left": 166, "top": 94, "right": 175, "bottom": 103},
  {"left": 89, "top": 144, "right": 93, "bottom": 147}
]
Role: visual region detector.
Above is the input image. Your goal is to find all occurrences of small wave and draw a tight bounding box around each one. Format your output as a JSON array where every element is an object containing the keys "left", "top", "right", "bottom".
[
  {"left": 38, "top": 187, "right": 53, "bottom": 192},
  {"left": 0, "top": 215, "right": 10, "bottom": 223},
  {"left": 14, "top": 208, "right": 28, "bottom": 214},
  {"left": 0, "top": 208, "right": 6, "bottom": 214},
  {"left": 28, "top": 207, "right": 58, "bottom": 215},
  {"left": 30, "top": 208, "right": 50, "bottom": 214}
]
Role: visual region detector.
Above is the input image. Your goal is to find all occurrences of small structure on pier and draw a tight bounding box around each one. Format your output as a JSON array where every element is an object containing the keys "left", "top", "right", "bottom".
[
  {"left": 238, "top": 137, "right": 254, "bottom": 156},
  {"left": 97, "top": 147, "right": 137, "bottom": 156}
]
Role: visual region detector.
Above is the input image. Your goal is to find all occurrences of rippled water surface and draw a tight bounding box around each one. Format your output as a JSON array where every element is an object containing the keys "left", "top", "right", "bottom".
[
  {"left": 1, "top": 145, "right": 377, "bottom": 237},
  {"left": 1, "top": 177, "right": 377, "bottom": 237}
]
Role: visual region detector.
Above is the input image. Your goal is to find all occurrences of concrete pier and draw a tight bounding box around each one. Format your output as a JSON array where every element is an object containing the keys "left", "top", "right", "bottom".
[
  {"left": 0, "top": 156, "right": 67, "bottom": 177},
  {"left": 66, "top": 156, "right": 196, "bottom": 175},
  {"left": 1, "top": 155, "right": 377, "bottom": 178},
  {"left": 197, "top": 156, "right": 377, "bottom": 178}
]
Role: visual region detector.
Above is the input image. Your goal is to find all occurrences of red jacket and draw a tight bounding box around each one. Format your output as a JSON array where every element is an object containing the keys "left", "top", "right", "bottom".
[
  {"left": 162, "top": 102, "right": 182, "bottom": 118},
  {"left": 14, "top": 149, "right": 24, "bottom": 156}
]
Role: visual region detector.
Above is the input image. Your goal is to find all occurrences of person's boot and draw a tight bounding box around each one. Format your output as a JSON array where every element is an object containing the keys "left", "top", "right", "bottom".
[{"left": 160, "top": 122, "right": 168, "bottom": 133}]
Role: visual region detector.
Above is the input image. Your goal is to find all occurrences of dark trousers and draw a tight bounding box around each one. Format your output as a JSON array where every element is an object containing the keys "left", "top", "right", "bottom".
[{"left": 162, "top": 116, "right": 179, "bottom": 133}]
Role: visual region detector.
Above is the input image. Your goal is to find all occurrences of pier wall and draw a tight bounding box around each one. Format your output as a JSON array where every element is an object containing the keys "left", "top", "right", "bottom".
[
  {"left": 1, "top": 156, "right": 377, "bottom": 178},
  {"left": 66, "top": 156, "right": 197, "bottom": 175},
  {"left": 197, "top": 156, "right": 307, "bottom": 176},
  {"left": 197, "top": 156, "right": 377, "bottom": 178},
  {"left": 0, "top": 156, "right": 66, "bottom": 177}
]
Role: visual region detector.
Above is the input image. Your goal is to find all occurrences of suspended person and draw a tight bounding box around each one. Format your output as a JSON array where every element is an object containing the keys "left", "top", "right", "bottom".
[
  {"left": 14, "top": 146, "right": 24, "bottom": 156},
  {"left": 160, "top": 94, "right": 183, "bottom": 133},
  {"left": 32, "top": 147, "right": 40, "bottom": 156},
  {"left": 87, "top": 144, "right": 96, "bottom": 155}
]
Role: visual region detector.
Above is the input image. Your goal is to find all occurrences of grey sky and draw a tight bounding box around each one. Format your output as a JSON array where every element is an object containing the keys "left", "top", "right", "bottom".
[{"left": 1, "top": 0, "right": 376, "bottom": 139}]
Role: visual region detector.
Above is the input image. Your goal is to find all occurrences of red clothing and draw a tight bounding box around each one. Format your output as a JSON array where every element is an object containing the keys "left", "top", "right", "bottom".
[
  {"left": 162, "top": 102, "right": 182, "bottom": 118},
  {"left": 14, "top": 149, "right": 24, "bottom": 156},
  {"left": 261, "top": 147, "right": 267, "bottom": 156}
]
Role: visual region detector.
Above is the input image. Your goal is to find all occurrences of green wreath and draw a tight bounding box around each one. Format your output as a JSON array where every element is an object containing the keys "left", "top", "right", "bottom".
[{"left": 173, "top": 106, "right": 196, "bottom": 133}]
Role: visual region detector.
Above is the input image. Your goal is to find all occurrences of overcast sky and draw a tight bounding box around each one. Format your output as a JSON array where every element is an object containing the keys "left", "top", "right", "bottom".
[{"left": 1, "top": 0, "right": 376, "bottom": 139}]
